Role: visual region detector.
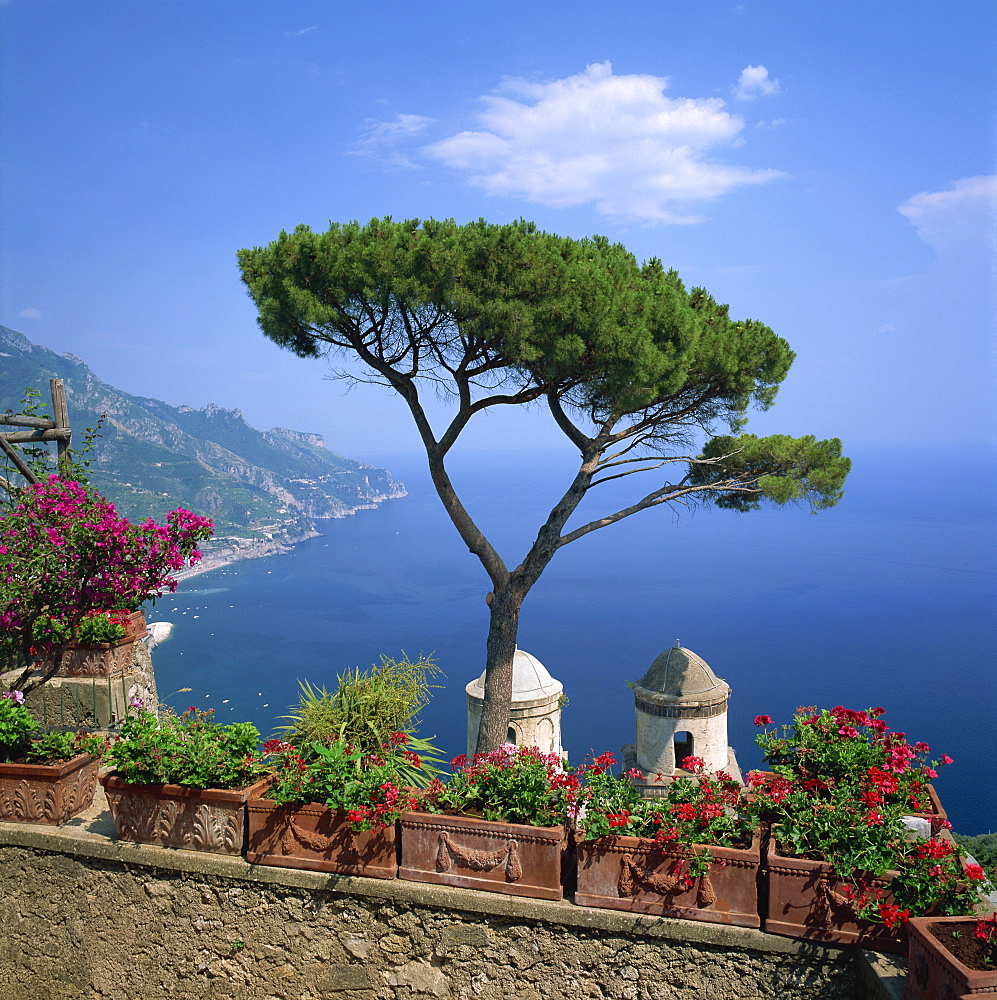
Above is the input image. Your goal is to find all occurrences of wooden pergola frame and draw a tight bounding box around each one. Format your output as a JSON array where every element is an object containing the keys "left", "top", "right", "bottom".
[{"left": 0, "top": 378, "right": 72, "bottom": 492}]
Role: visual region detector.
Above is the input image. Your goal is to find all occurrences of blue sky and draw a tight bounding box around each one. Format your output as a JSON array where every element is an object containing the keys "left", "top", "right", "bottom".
[{"left": 1, "top": 1, "right": 994, "bottom": 459}]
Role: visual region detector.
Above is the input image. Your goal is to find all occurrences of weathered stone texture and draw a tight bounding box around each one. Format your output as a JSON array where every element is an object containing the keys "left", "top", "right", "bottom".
[{"left": 0, "top": 845, "right": 864, "bottom": 1000}]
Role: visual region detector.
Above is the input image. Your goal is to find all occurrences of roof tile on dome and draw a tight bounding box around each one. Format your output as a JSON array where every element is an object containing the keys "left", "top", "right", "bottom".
[{"left": 635, "top": 646, "right": 727, "bottom": 699}]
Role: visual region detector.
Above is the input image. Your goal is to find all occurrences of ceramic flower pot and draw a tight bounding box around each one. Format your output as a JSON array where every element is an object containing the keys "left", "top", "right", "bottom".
[
  {"left": 903, "top": 916, "right": 997, "bottom": 1000},
  {"left": 0, "top": 753, "right": 100, "bottom": 825},
  {"left": 100, "top": 773, "right": 270, "bottom": 855},
  {"left": 764, "top": 838, "right": 905, "bottom": 953},
  {"left": 245, "top": 797, "right": 398, "bottom": 879},
  {"left": 574, "top": 832, "right": 762, "bottom": 927},
  {"left": 399, "top": 811, "right": 567, "bottom": 900}
]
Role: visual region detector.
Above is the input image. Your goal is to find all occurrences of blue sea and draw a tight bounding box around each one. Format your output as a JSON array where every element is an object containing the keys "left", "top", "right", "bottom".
[{"left": 149, "top": 446, "right": 996, "bottom": 834}]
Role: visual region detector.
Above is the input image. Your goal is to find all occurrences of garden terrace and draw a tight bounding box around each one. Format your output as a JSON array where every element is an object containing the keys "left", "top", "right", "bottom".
[{"left": 0, "top": 784, "right": 904, "bottom": 1000}]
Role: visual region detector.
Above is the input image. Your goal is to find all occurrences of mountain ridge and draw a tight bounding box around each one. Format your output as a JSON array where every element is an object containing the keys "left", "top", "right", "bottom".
[{"left": 0, "top": 325, "right": 405, "bottom": 548}]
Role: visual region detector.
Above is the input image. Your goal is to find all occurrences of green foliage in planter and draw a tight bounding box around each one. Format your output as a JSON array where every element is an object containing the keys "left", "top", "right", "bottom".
[
  {"left": 279, "top": 652, "right": 446, "bottom": 786},
  {"left": 107, "top": 707, "right": 262, "bottom": 789},
  {"left": 22, "top": 729, "right": 109, "bottom": 764},
  {"left": 0, "top": 693, "right": 39, "bottom": 760},
  {"left": 262, "top": 735, "right": 419, "bottom": 831},
  {"left": 32, "top": 609, "right": 129, "bottom": 646},
  {"left": 882, "top": 836, "right": 994, "bottom": 919},
  {"left": 577, "top": 752, "right": 752, "bottom": 847},
  {"left": 971, "top": 912, "right": 997, "bottom": 968},
  {"left": 1, "top": 691, "right": 108, "bottom": 763},
  {"left": 424, "top": 744, "right": 576, "bottom": 828},
  {"left": 749, "top": 705, "right": 992, "bottom": 925}
]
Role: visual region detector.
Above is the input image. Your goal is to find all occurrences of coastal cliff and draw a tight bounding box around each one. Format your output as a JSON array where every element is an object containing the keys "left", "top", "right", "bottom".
[{"left": 0, "top": 325, "right": 406, "bottom": 545}]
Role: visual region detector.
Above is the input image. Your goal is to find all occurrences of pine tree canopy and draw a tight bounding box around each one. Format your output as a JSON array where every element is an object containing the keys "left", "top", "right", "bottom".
[{"left": 239, "top": 217, "right": 850, "bottom": 752}]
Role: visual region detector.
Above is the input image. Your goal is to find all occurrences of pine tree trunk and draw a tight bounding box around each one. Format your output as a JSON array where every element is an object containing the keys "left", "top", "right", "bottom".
[{"left": 474, "top": 588, "right": 524, "bottom": 754}]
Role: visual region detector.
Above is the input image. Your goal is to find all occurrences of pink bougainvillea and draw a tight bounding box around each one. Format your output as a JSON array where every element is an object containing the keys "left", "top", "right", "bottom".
[{"left": 1, "top": 476, "right": 212, "bottom": 692}]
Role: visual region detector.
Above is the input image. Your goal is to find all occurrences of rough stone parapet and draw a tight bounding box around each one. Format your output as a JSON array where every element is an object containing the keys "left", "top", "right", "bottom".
[{"left": 0, "top": 786, "right": 905, "bottom": 1000}]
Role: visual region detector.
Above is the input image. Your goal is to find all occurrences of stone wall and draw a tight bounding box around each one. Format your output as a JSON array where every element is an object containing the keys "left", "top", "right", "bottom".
[
  {"left": 3, "top": 637, "right": 159, "bottom": 732},
  {"left": 0, "top": 811, "right": 904, "bottom": 1000}
]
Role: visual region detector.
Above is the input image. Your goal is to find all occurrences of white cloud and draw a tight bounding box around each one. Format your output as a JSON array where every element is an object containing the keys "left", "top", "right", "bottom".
[
  {"left": 898, "top": 175, "right": 997, "bottom": 253},
  {"left": 352, "top": 113, "right": 435, "bottom": 168},
  {"left": 18, "top": 308, "right": 45, "bottom": 321},
  {"left": 424, "top": 62, "right": 783, "bottom": 224},
  {"left": 286, "top": 26, "right": 317, "bottom": 37},
  {"left": 358, "top": 113, "right": 434, "bottom": 146},
  {"left": 733, "top": 65, "right": 782, "bottom": 102}
]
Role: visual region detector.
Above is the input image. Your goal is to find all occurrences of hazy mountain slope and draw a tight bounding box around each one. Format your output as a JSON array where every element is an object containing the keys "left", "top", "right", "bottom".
[{"left": 0, "top": 325, "right": 405, "bottom": 541}]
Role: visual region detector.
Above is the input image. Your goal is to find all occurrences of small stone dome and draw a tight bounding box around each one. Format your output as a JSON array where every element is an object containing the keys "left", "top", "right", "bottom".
[
  {"left": 629, "top": 641, "right": 735, "bottom": 780},
  {"left": 465, "top": 648, "right": 565, "bottom": 758},
  {"left": 636, "top": 645, "right": 729, "bottom": 704},
  {"left": 466, "top": 648, "right": 562, "bottom": 708}
]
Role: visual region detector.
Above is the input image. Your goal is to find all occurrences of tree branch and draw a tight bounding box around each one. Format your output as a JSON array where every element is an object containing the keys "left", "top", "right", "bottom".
[
  {"left": 547, "top": 392, "right": 592, "bottom": 452},
  {"left": 557, "top": 475, "right": 766, "bottom": 548},
  {"left": 588, "top": 460, "right": 671, "bottom": 488}
]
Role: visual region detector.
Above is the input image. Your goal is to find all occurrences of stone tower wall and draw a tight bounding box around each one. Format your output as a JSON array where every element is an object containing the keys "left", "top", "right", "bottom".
[{"left": 634, "top": 699, "right": 729, "bottom": 775}]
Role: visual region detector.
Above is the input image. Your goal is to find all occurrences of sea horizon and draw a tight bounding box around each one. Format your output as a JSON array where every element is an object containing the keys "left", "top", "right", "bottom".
[{"left": 149, "top": 443, "right": 996, "bottom": 834}]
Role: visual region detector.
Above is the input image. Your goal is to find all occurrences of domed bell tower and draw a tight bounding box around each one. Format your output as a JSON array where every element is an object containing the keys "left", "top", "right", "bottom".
[{"left": 622, "top": 641, "right": 741, "bottom": 793}]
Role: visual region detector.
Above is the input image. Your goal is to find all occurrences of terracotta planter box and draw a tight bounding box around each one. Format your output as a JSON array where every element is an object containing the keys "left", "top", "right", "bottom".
[
  {"left": 0, "top": 754, "right": 100, "bottom": 825},
  {"left": 903, "top": 916, "right": 997, "bottom": 1000},
  {"left": 100, "top": 773, "right": 270, "bottom": 855},
  {"left": 399, "top": 811, "right": 567, "bottom": 900},
  {"left": 246, "top": 797, "right": 397, "bottom": 879},
  {"left": 575, "top": 833, "right": 761, "bottom": 927},
  {"left": 123, "top": 609, "right": 148, "bottom": 643},
  {"left": 56, "top": 636, "right": 135, "bottom": 678},
  {"left": 764, "top": 839, "right": 904, "bottom": 953}
]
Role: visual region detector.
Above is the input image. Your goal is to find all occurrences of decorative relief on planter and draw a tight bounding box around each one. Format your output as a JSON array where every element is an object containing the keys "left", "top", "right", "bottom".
[
  {"left": 764, "top": 842, "right": 904, "bottom": 953},
  {"left": 620, "top": 852, "right": 716, "bottom": 904},
  {"left": 246, "top": 798, "right": 397, "bottom": 879},
  {"left": 56, "top": 638, "right": 135, "bottom": 678},
  {"left": 435, "top": 830, "right": 523, "bottom": 881},
  {"left": 0, "top": 754, "right": 99, "bottom": 825},
  {"left": 399, "top": 812, "right": 566, "bottom": 900},
  {"left": 574, "top": 833, "right": 761, "bottom": 927},
  {"left": 100, "top": 774, "right": 269, "bottom": 855}
]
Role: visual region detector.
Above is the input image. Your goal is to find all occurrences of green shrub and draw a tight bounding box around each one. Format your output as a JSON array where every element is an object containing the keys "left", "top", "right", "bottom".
[
  {"left": 107, "top": 707, "right": 262, "bottom": 789},
  {"left": 954, "top": 832, "right": 997, "bottom": 870},
  {"left": 279, "top": 653, "right": 446, "bottom": 786}
]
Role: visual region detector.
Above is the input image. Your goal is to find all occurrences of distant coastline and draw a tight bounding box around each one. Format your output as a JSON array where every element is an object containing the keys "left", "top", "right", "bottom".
[
  {"left": 174, "top": 529, "right": 321, "bottom": 582},
  {"left": 173, "top": 488, "right": 407, "bottom": 582}
]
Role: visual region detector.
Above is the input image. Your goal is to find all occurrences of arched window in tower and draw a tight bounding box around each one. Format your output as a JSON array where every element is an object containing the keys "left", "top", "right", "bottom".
[
  {"left": 507, "top": 726, "right": 518, "bottom": 746},
  {"left": 674, "top": 730, "right": 694, "bottom": 765}
]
